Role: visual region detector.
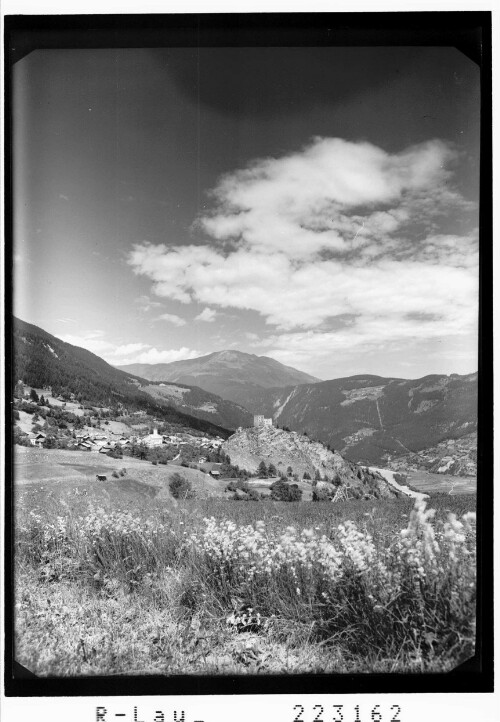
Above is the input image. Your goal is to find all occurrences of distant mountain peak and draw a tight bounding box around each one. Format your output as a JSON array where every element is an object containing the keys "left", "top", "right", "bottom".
[{"left": 117, "top": 350, "right": 320, "bottom": 408}]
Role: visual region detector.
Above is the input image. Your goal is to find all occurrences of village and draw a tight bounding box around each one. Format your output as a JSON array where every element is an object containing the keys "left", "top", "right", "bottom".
[{"left": 13, "top": 381, "right": 225, "bottom": 464}]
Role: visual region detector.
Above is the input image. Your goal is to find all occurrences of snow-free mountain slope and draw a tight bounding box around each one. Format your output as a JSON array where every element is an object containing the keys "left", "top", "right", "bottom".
[
  {"left": 118, "top": 350, "right": 320, "bottom": 408},
  {"left": 249, "top": 373, "right": 477, "bottom": 467},
  {"left": 13, "top": 318, "right": 235, "bottom": 436}
]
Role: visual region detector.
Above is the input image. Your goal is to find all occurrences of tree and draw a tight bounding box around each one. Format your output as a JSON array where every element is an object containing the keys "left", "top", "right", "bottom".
[
  {"left": 169, "top": 473, "right": 195, "bottom": 500},
  {"left": 332, "top": 472, "right": 342, "bottom": 487},
  {"left": 314, "top": 469, "right": 322, "bottom": 481},
  {"left": 13, "top": 428, "right": 30, "bottom": 446},
  {"left": 267, "top": 462, "right": 277, "bottom": 477},
  {"left": 257, "top": 460, "right": 268, "bottom": 478},
  {"left": 312, "top": 486, "right": 333, "bottom": 502},
  {"left": 303, "top": 471, "right": 311, "bottom": 480},
  {"left": 270, "top": 480, "right": 302, "bottom": 502},
  {"left": 30, "top": 389, "right": 39, "bottom": 403},
  {"left": 286, "top": 465, "right": 293, "bottom": 477}
]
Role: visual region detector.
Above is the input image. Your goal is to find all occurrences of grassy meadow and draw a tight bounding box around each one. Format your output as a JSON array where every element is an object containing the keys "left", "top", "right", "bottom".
[{"left": 14, "top": 448, "right": 476, "bottom": 676}]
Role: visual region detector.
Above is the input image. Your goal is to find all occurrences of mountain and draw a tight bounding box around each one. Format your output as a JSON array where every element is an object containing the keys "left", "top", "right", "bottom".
[
  {"left": 248, "top": 373, "right": 477, "bottom": 468},
  {"left": 222, "top": 425, "right": 399, "bottom": 500},
  {"left": 117, "top": 350, "right": 320, "bottom": 409},
  {"left": 12, "top": 318, "right": 232, "bottom": 438},
  {"left": 138, "top": 381, "right": 253, "bottom": 430},
  {"left": 385, "top": 432, "right": 477, "bottom": 477}
]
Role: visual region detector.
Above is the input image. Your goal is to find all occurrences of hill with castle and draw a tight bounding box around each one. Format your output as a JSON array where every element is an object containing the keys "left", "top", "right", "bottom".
[{"left": 222, "top": 415, "right": 398, "bottom": 500}]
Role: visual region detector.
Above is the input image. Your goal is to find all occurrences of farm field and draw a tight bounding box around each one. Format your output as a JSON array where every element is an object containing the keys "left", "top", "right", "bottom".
[
  {"left": 404, "top": 470, "right": 476, "bottom": 495},
  {"left": 13, "top": 444, "right": 477, "bottom": 677},
  {"left": 370, "top": 467, "right": 476, "bottom": 499}
]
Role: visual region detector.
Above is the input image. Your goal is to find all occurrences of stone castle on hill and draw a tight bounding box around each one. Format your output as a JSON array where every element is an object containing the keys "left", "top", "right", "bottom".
[{"left": 253, "top": 414, "right": 273, "bottom": 428}]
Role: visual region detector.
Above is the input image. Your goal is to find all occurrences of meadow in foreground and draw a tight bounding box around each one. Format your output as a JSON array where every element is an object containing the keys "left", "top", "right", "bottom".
[{"left": 15, "top": 490, "right": 476, "bottom": 676}]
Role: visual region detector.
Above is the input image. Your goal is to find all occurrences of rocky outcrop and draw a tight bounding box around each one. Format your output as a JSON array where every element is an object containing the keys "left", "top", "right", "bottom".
[{"left": 222, "top": 426, "right": 398, "bottom": 499}]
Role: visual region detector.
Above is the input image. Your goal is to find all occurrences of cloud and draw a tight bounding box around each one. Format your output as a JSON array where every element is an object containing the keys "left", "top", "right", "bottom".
[
  {"left": 59, "top": 331, "right": 199, "bottom": 366},
  {"left": 118, "top": 347, "right": 201, "bottom": 365},
  {"left": 135, "top": 294, "right": 163, "bottom": 313},
  {"left": 194, "top": 307, "right": 217, "bottom": 322},
  {"left": 59, "top": 331, "right": 115, "bottom": 357},
  {"left": 59, "top": 194, "right": 69, "bottom": 201},
  {"left": 127, "top": 137, "right": 478, "bottom": 370},
  {"left": 155, "top": 313, "right": 186, "bottom": 327}
]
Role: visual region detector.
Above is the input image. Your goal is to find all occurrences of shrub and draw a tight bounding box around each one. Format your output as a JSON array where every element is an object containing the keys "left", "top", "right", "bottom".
[
  {"left": 226, "top": 479, "right": 249, "bottom": 493},
  {"left": 112, "top": 471, "right": 120, "bottom": 479},
  {"left": 270, "top": 480, "right": 303, "bottom": 502},
  {"left": 312, "top": 486, "right": 334, "bottom": 502},
  {"left": 231, "top": 488, "right": 260, "bottom": 501},
  {"left": 169, "top": 473, "right": 195, "bottom": 500}
]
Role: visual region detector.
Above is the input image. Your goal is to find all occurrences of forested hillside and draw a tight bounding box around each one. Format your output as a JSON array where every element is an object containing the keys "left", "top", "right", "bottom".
[{"left": 13, "top": 318, "right": 230, "bottom": 438}]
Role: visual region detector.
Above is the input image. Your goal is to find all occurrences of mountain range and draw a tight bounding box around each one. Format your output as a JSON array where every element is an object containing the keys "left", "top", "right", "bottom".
[
  {"left": 249, "top": 373, "right": 477, "bottom": 466},
  {"left": 118, "top": 351, "right": 477, "bottom": 467},
  {"left": 118, "top": 350, "right": 319, "bottom": 409},
  {"left": 13, "top": 318, "right": 478, "bottom": 470},
  {"left": 12, "top": 318, "right": 238, "bottom": 437}
]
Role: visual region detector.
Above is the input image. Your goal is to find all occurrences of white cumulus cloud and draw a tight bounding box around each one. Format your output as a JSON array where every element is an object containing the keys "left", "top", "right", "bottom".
[
  {"left": 119, "top": 347, "right": 200, "bottom": 365},
  {"left": 127, "top": 136, "right": 478, "bottom": 371},
  {"left": 194, "top": 307, "right": 218, "bottom": 322},
  {"left": 155, "top": 313, "right": 186, "bottom": 327},
  {"left": 59, "top": 331, "right": 199, "bottom": 367}
]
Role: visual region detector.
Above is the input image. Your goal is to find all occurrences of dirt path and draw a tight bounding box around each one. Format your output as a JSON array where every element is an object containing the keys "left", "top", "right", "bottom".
[{"left": 369, "top": 467, "right": 430, "bottom": 501}]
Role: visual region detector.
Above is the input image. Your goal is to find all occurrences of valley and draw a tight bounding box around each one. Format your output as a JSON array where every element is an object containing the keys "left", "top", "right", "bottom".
[{"left": 11, "top": 319, "right": 479, "bottom": 679}]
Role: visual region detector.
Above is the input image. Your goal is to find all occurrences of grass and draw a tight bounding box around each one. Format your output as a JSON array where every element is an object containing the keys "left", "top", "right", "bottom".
[
  {"left": 405, "top": 470, "right": 476, "bottom": 495},
  {"left": 14, "top": 465, "right": 476, "bottom": 677}
]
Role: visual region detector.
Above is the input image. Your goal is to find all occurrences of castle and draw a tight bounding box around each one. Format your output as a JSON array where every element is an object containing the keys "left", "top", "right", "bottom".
[{"left": 253, "top": 414, "right": 273, "bottom": 428}]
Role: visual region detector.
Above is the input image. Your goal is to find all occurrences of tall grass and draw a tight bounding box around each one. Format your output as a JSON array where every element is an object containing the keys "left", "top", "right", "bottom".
[{"left": 15, "top": 495, "right": 476, "bottom": 674}]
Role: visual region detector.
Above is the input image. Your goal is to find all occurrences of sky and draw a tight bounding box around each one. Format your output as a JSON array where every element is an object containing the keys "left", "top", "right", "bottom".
[{"left": 13, "top": 45, "right": 480, "bottom": 380}]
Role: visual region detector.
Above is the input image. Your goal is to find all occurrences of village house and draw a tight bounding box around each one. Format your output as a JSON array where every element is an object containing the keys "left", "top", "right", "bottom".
[
  {"left": 28, "top": 432, "right": 46, "bottom": 448},
  {"left": 77, "top": 441, "right": 93, "bottom": 452}
]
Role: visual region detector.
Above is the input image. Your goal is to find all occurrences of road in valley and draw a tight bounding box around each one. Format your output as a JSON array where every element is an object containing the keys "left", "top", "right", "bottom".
[{"left": 369, "top": 467, "right": 430, "bottom": 501}]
